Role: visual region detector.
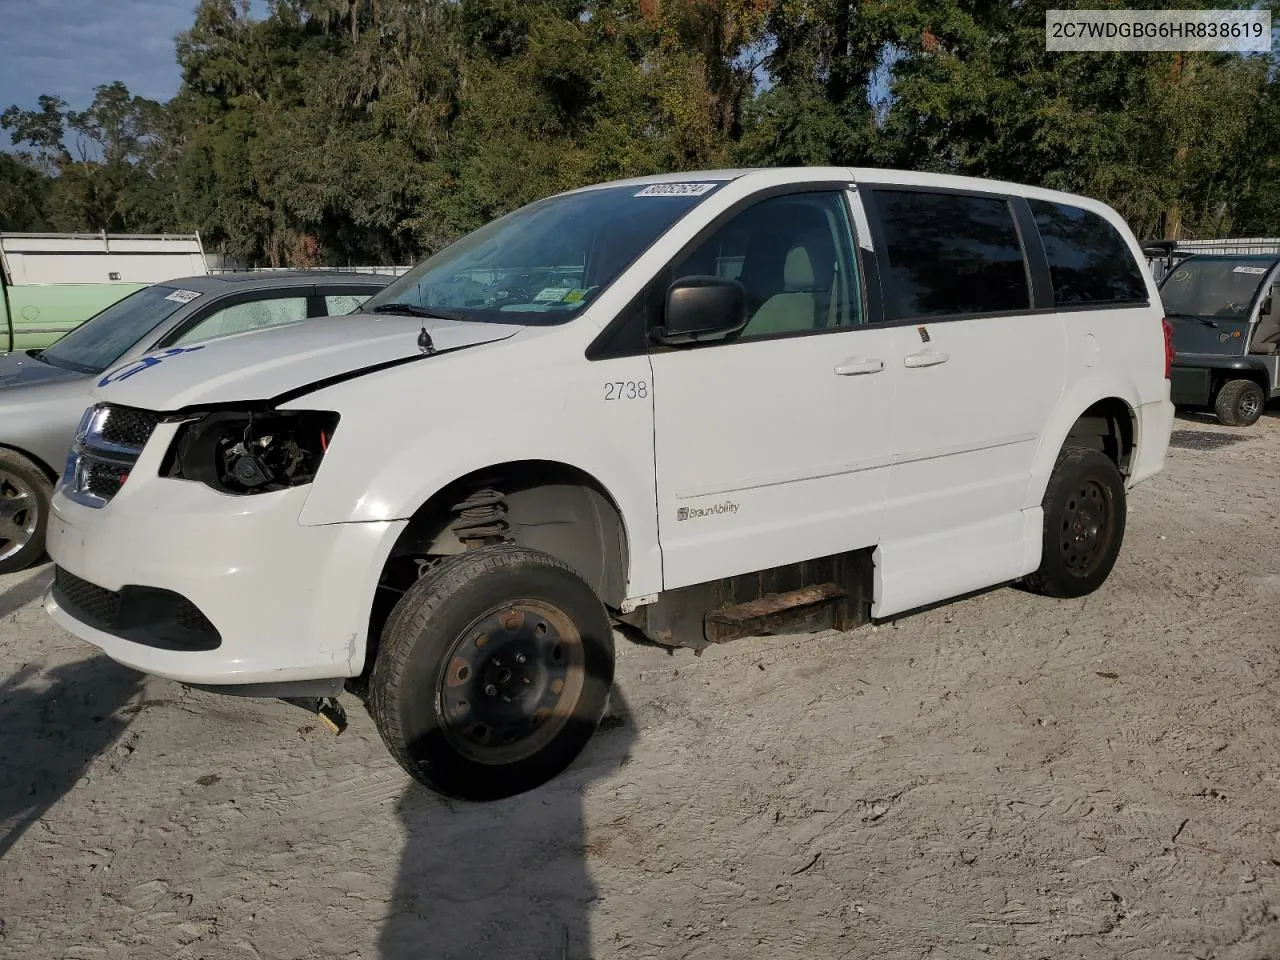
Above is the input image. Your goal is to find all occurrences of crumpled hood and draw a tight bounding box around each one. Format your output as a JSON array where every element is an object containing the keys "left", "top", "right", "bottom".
[
  {"left": 91, "top": 313, "right": 523, "bottom": 411},
  {"left": 0, "top": 351, "right": 84, "bottom": 390}
]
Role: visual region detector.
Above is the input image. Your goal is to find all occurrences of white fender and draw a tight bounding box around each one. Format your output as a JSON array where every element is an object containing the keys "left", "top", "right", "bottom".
[{"left": 1022, "top": 374, "right": 1143, "bottom": 511}]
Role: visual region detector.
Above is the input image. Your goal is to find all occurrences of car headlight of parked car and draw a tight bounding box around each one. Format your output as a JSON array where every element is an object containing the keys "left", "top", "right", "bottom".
[{"left": 162, "top": 410, "right": 340, "bottom": 495}]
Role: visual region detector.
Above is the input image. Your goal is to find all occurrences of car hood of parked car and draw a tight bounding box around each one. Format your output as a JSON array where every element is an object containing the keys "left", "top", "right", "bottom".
[
  {"left": 0, "top": 350, "right": 88, "bottom": 391},
  {"left": 89, "top": 312, "right": 524, "bottom": 411}
]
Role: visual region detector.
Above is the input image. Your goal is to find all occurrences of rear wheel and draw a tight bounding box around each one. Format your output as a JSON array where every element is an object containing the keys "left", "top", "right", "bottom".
[
  {"left": 369, "top": 545, "right": 614, "bottom": 800},
  {"left": 1214, "top": 378, "right": 1265, "bottom": 427},
  {"left": 1025, "top": 446, "right": 1127, "bottom": 599},
  {"left": 0, "top": 449, "right": 51, "bottom": 575}
]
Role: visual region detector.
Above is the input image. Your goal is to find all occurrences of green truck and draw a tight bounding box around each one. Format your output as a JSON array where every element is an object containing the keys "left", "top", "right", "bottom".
[{"left": 1, "top": 232, "right": 208, "bottom": 352}]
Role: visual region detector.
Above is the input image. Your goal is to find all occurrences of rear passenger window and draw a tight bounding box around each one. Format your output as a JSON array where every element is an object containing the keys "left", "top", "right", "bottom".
[
  {"left": 173, "top": 296, "right": 308, "bottom": 345},
  {"left": 1029, "top": 199, "right": 1148, "bottom": 305},
  {"left": 873, "top": 190, "right": 1030, "bottom": 320}
]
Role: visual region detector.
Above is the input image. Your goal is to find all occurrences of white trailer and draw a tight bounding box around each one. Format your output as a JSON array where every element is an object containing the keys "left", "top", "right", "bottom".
[
  {"left": 1, "top": 232, "right": 209, "bottom": 350},
  {"left": 1, "top": 231, "right": 207, "bottom": 285}
]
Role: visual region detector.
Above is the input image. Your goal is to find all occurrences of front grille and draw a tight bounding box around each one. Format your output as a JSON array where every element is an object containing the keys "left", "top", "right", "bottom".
[
  {"left": 99, "top": 406, "right": 162, "bottom": 448},
  {"left": 53, "top": 566, "right": 221, "bottom": 651},
  {"left": 66, "top": 403, "right": 163, "bottom": 508},
  {"left": 84, "top": 461, "right": 127, "bottom": 500}
]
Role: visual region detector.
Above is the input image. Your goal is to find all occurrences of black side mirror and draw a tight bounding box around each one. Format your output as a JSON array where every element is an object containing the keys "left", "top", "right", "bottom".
[
  {"left": 651, "top": 276, "right": 747, "bottom": 346},
  {"left": 1264, "top": 285, "right": 1279, "bottom": 317}
]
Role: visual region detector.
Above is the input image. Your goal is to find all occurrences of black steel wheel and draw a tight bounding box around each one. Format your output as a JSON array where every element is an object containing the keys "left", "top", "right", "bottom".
[
  {"left": 370, "top": 545, "right": 614, "bottom": 800},
  {"left": 437, "top": 599, "right": 587, "bottom": 766},
  {"left": 1025, "top": 445, "right": 1126, "bottom": 599},
  {"left": 1059, "top": 478, "right": 1110, "bottom": 577}
]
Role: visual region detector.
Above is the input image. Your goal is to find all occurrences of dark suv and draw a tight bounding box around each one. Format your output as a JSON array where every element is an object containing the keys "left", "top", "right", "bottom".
[{"left": 1162, "top": 254, "right": 1280, "bottom": 426}]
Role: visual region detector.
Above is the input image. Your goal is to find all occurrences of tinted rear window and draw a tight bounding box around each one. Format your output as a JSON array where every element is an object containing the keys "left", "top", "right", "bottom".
[
  {"left": 1029, "top": 199, "right": 1147, "bottom": 305},
  {"left": 874, "top": 190, "right": 1030, "bottom": 320}
]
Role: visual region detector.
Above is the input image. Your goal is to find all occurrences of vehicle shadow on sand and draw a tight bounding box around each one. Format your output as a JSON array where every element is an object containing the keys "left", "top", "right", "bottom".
[
  {"left": 0, "top": 655, "right": 142, "bottom": 859},
  {"left": 379, "top": 687, "right": 636, "bottom": 960},
  {"left": 0, "top": 565, "right": 54, "bottom": 622}
]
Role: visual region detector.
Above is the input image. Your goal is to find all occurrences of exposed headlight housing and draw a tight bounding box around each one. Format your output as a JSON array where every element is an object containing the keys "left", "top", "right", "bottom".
[{"left": 163, "top": 410, "right": 340, "bottom": 495}]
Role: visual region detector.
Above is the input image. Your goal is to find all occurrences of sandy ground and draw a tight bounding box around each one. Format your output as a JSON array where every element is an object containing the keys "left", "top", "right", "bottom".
[{"left": 2, "top": 410, "right": 1280, "bottom": 960}]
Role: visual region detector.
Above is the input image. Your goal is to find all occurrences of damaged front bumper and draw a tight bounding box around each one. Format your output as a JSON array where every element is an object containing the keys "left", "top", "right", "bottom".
[{"left": 45, "top": 425, "right": 405, "bottom": 687}]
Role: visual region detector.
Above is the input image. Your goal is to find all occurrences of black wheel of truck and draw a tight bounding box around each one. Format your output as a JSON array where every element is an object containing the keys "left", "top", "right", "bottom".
[
  {"left": 369, "top": 544, "right": 615, "bottom": 800},
  {"left": 1024, "top": 445, "right": 1127, "bottom": 599},
  {"left": 0, "top": 449, "right": 52, "bottom": 575},
  {"left": 1214, "top": 379, "right": 1265, "bottom": 427}
]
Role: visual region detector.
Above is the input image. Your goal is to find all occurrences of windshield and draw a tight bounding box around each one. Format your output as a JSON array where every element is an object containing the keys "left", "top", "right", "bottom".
[
  {"left": 362, "top": 182, "right": 724, "bottom": 324},
  {"left": 1159, "top": 257, "right": 1276, "bottom": 320},
  {"left": 39, "top": 285, "right": 189, "bottom": 374}
]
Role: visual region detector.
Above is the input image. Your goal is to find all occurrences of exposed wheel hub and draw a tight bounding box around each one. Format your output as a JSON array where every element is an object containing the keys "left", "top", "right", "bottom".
[
  {"left": 0, "top": 470, "right": 38, "bottom": 563},
  {"left": 437, "top": 600, "right": 584, "bottom": 764},
  {"left": 1060, "top": 480, "right": 1109, "bottom": 576}
]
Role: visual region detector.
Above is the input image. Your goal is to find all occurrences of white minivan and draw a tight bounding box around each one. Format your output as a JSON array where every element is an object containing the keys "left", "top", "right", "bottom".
[{"left": 44, "top": 168, "right": 1175, "bottom": 799}]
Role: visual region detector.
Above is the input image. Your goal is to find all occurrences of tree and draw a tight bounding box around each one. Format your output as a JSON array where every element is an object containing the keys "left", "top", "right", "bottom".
[
  {"left": 2, "top": 83, "right": 171, "bottom": 232},
  {"left": 0, "top": 154, "right": 53, "bottom": 231},
  {"left": 3, "top": 0, "right": 1277, "bottom": 256},
  {"left": 860, "top": 0, "right": 1279, "bottom": 239},
  {"left": 738, "top": 0, "right": 891, "bottom": 166}
]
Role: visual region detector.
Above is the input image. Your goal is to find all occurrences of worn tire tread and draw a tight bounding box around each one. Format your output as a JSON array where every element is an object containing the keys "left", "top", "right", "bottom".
[
  {"left": 369, "top": 544, "right": 611, "bottom": 798},
  {"left": 1024, "top": 444, "right": 1126, "bottom": 599},
  {"left": 1214, "top": 379, "right": 1264, "bottom": 427}
]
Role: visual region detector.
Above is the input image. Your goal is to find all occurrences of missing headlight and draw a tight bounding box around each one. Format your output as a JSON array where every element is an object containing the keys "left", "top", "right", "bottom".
[{"left": 163, "top": 410, "right": 340, "bottom": 495}]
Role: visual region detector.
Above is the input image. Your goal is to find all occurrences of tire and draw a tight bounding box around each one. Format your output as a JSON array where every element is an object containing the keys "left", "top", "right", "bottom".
[
  {"left": 369, "top": 544, "right": 614, "bottom": 801},
  {"left": 1024, "top": 445, "right": 1127, "bottom": 599},
  {"left": 0, "top": 449, "right": 52, "bottom": 575},
  {"left": 1214, "top": 379, "right": 1265, "bottom": 427}
]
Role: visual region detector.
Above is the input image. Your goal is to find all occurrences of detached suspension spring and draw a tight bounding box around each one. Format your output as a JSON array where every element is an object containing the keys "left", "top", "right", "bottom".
[{"left": 450, "top": 487, "right": 509, "bottom": 547}]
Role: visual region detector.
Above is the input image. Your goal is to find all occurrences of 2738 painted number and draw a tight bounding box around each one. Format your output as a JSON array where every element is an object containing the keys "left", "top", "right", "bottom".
[{"left": 604, "top": 380, "right": 648, "bottom": 400}]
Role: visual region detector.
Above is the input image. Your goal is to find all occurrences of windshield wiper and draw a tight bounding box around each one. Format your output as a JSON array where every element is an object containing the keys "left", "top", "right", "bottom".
[
  {"left": 370, "top": 303, "right": 469, "bottom": 322},
  {"left": 1166, "top": 313, "right": 1220, "bottom": 328}
]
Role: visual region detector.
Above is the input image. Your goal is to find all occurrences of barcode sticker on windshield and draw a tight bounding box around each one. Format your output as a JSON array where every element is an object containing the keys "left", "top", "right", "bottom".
[
  {"left": 164, "top": 289, "right": 203, "bottom": 303},
  {"left": 634, "top": 182, "right": 717, "bottom": 198},
  {"left": 1233, "top": 265, "right": 1269, "bottom": 275}
]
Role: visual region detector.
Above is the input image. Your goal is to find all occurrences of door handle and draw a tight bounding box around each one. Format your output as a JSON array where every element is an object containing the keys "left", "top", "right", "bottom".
[
  {"left": 903, "top": 350, "right": 949, "bottom": 368},
  {"left": 834, "top": 357, "right": 884, "bottom": 376}
]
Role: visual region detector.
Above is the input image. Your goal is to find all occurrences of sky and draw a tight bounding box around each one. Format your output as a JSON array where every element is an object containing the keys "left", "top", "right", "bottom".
[
  {"left": 0, "top": 0, "right": 196, "bottom": 113},
  {"left": 0, "top": 0, "right": 263, "bottom": 119}
]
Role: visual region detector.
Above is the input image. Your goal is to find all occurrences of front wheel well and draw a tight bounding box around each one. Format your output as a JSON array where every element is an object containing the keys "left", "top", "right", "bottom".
[
  {"left": 360, "top": 461, "right": 629, "bottom": 681},
  {"left": 0, "top": 443, "right": 58, "bottom": 483},
  {"left": 1065, "top": 399, "right": 1135, "bottom": 474}
]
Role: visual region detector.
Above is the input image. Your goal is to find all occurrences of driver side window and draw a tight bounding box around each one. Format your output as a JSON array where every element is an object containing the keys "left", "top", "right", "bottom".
[{"left": 659, "top": 191, "right": 863, "bottom": 340}]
